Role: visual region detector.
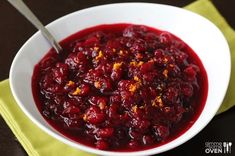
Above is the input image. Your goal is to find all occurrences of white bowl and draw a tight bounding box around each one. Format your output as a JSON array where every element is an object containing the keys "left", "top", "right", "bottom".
[{"left": 10, "top": 3, "right": 230, "bottom": 156}]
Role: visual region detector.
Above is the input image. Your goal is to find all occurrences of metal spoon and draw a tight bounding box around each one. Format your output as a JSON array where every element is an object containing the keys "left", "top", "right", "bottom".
[{"left": 7, "top": 0, "right": 62, "bottom": 54}]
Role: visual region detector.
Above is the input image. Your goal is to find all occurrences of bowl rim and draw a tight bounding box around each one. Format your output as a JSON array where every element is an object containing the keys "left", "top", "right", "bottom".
[{"left": 9, "top": 2, "right": 231, "bottom": 156}]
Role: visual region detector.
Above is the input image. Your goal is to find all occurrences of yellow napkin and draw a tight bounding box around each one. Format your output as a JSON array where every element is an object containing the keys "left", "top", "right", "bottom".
[
  {"left": 0, "top": 0, "right": 235, "bottom": 155},
  {"left": 0, "top": 80, "right": 95, "bottom": 155}
]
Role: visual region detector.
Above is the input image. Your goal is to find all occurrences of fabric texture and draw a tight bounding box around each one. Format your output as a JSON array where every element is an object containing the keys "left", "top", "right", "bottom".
[{"left": 0, "top": 0, "right": 234, "bottom": 155}]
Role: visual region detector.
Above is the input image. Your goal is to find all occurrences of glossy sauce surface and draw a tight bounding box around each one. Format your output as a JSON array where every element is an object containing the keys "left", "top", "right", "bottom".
[{"left": 32, "top": 24, "right": 208, "bottom": 151}]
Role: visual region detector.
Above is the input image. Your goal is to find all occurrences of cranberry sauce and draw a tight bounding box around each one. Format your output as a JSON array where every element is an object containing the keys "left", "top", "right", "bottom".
[{"left": 32, "top": 24, "right": 208, "bottom": 151}]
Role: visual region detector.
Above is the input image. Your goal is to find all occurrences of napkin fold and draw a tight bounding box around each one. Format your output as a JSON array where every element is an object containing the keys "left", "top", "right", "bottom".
[{"left": 0, "top": 0, "right": 235, "bottom": 155}]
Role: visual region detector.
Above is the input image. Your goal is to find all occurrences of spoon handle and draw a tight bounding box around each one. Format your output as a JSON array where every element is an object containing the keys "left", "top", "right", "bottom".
[{"left": 7, "top": 0, "right": 62, "bottom": 53}]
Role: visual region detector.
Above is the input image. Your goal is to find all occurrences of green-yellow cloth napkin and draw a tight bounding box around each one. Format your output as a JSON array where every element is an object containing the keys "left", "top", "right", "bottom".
[{"left": 0, "top": 0, "right": 235, "bottom": 155}]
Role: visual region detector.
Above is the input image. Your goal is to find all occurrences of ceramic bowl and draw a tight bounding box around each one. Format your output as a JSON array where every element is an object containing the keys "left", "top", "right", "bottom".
[{"left": 10, "top": 3, "right": 230, "bottom": 156}]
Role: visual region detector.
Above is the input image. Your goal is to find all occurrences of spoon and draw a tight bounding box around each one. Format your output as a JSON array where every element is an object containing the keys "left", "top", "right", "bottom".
[{"left": 7, "top": 0, "right": 62, "bottom": 54}]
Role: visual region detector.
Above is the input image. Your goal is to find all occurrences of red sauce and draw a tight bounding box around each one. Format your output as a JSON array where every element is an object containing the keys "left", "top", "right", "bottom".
[{"left": 32, "top": 24, "right": 208, "bottom": 151}]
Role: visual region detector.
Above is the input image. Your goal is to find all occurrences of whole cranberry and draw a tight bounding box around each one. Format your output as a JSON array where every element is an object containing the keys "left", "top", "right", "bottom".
[
  {"left": 98, "top": 63, "right": 113, "bottom": 75},
  {"left": 83, "top": 69, "right": 103, "bottom": 84},
  {"left": 97, "top": 128, "right": 114, "bottom": 138},
  {"left": 99, "top": 78, "right": 113, "bottom": 92},
  {"left": 131, "top": 39, "right": 147, "bottom": 52},
  {"left": 65, "top": 52, "right": 88, "bottom": 74},
  {"left": 52, "top": 63, "right": 69, "bottom": 84},
  {"left": 154, "top": 49, "right": 164, "bottom": 58},
  {"left": 79, "top": 84, "right": 90, "bottom": 96},
  {"left": 120, "top": 91, "right": 136, "bottom": 109},
  {"left": 84, "top": 36, "right": 99, "bottom": 46},
  {"left": 184, "top": 65, "right": 197, "bottom": 81},
  {"left": 84, "top": 106, "right": 105, "bottom": 124},
  {"left": 159, "top": 32, "right": 172, "bottom": 45}
]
